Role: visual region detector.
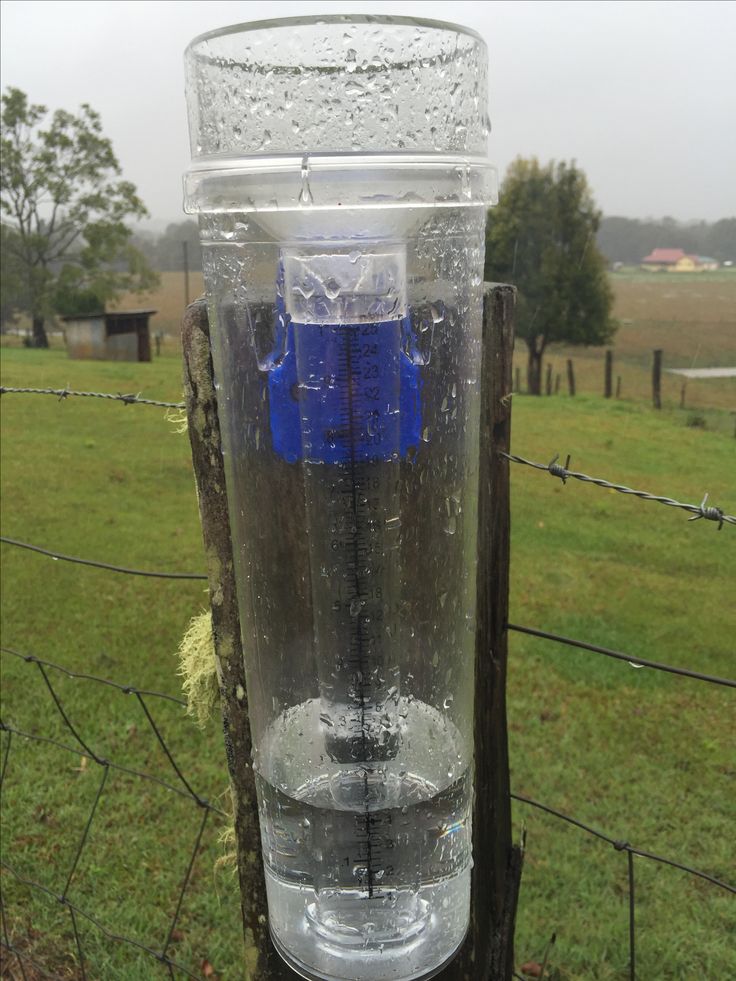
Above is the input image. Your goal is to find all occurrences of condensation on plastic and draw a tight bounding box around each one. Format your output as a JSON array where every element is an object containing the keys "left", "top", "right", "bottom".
[
  {"left": 184, "top": 16, "right": 496, "bottom": 218},
  {"left": 185, "top": 15, "right": 490, "bottom": 158}
]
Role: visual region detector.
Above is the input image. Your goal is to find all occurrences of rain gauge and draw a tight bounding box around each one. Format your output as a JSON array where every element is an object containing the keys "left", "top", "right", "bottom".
[{"left": 185, "top": 15, "right": 496, "bottom": 981}]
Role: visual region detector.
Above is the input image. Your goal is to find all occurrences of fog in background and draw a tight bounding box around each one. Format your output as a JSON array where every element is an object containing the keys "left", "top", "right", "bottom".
[{"left": 2, "top": 0, "right": 735, "bottom": 227}]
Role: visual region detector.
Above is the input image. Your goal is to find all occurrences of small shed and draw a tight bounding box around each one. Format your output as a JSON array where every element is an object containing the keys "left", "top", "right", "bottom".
[{"left": 62, "top": 310, "right": 156, "bottom": 361}]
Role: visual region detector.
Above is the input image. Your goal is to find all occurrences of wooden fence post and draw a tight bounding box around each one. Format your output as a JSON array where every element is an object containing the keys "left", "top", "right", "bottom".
[
  {"left": 653, "top": 349, "right": 662, "bottom": 409},
  {"left": 604, "top": 350, "right": 613, "bottom": 398},
  {"left": 182, "top": 300, "right": 289, "bottom": 980},
  {"left": 545, "top": 362, "right": 552, "bottom": 396},
  {"left": 616, "top": 375, "right": 622, "bottom": 399},
  {"left": 183, "top": 241, "right": 191, "bottom": 308},
  {"left": 567, "top": 358, "right": 576, "bottom": 397},
  {"left": 182, "top": 286, "right": 521, "bottom": 981},
  {"left": 445, "top": 283, "right": 522, "bottom": 981}
]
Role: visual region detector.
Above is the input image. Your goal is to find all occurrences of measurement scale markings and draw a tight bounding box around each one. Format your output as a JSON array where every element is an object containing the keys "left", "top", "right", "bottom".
[{"left": 343, "top": 325, "right": 390, "bottom": 900}]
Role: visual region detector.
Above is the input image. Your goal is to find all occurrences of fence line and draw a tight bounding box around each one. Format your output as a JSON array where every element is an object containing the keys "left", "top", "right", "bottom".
[
  {"left": 503, "top": 451, "right": 734, "bottom": 527},
  {"left": 0, "top": 385, "right": 184, "bottom": 409},
  {"left": 0, "top": 536, "right": 208, "bottom": 580},
  {"left": 3, "top": 642, "right": 732, "bottom": 981},
  {"left": 1, "top": 387, "right": 733, "bottom": 980},
  {"left": 507, "top": 624, "right": 736, "bottom": 689},
  {"left": 0, "top": 645, "right": 225, "bottom": 980},
  {"left": 4, "top": 529, "right": 732, "bottom": 689}
]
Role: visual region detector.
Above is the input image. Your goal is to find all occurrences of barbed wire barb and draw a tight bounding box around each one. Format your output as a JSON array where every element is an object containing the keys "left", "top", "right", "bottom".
[{"left": 688, "top": 493, "right": 725, "bottom": 530}]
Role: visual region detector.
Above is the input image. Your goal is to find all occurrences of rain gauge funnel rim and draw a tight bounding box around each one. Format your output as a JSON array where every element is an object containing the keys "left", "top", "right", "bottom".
[{"left": 185, "top": 14, "right": 485, "bottom": 70}]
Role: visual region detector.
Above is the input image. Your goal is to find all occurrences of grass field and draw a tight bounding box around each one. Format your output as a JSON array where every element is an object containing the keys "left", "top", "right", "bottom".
[{"left": 1, "top": 333, "right": 734, "bottom": 977}]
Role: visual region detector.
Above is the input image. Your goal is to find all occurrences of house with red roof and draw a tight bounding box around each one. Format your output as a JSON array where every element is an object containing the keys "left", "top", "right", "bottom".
[{"left": 641, "top": 248, "right": 719, "bottom": 272}]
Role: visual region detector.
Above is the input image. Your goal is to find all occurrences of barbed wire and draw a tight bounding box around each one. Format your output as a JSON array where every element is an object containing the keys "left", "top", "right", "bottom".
[
  {"left": 502, "top": 451, "right": 735, "bottom": 528},
  {"left": 0, "top": 386, "right": 184, "bottom": 409},
  {"left": 0, "top": 536, "right": 208, "bottom": 581},
  {"left": 0, "top": 645, "right": 226, "bottom": 980}
]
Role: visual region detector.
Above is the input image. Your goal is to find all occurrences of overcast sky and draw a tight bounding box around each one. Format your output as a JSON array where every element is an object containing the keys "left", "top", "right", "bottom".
[{"left": 2, "top": 0, "right": 735, "bottom": 227}]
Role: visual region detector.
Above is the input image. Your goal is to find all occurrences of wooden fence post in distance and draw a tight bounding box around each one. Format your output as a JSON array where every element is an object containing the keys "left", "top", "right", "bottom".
[
  {"left": 182, "top": 286, "right": 522, "bottom": 981},
  {"left": 604, "top": 349, "right": 613, "bottom": 399},
  {"left": 653, "top": 349, "right": 663, "bottom": 409},
  {"left": 567, "top": 358, "right": 576, "bottom": 397},
  {"left": 182, "top": 300, "right": 289, "bottom": 981}
]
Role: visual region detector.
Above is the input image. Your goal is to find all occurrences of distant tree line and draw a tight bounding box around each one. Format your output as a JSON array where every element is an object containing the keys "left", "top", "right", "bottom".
[
  {"left": 127, "top": 215, "right": 736, "bottom": 276},
  {"left": 597, "top": 216, "right": 736, "bottom": 265}
]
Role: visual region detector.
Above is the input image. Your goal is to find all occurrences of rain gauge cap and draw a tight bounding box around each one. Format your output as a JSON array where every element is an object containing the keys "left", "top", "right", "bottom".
[{"left": 183, "top": 15, "right": 497, "bottom": 219}]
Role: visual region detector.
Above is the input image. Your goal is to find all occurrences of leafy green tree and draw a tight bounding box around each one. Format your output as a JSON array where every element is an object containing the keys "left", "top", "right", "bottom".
[
  {"left": 0, "top": 222, "right": 29, "bottom": 329},
  {"left": 0, "top": 87, "right": 158, "bottom": 347},
  {"left": 485, "top": 158, "right": 616, "bottom": 394}
]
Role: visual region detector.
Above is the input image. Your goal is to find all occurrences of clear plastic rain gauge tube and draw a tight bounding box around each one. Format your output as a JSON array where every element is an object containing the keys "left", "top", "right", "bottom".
[{"left": 185, "top": 16, "right": 496, "bottom": 981}]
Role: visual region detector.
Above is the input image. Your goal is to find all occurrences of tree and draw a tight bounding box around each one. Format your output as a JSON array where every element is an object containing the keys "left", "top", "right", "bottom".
[
  {"left": 485, "top": 158, "right": 616, "bottom": 394},
  {"left": 1, "top": 87, "right": 158, "bottom": 347},
  {"left": 706, "top": 218, "right": 736, "bottom": 261},
  {"left": 0, "top": 222, "right": 29, "bottom": 329}
]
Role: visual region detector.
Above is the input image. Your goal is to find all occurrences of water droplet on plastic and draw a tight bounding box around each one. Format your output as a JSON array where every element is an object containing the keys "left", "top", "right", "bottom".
[
  {"left": 299, "top": 154, "right": 313, "bottom": 205},
  {"left": 324, "top": 278, "right": 341, "bottom": 300}
]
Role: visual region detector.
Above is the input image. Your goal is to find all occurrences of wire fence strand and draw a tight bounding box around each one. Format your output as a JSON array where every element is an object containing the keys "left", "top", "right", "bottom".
[
  {"left": 0, "top": 386, "right": 184, "bottom": 409},
  {"left": 503, "top": 450, "right": 735, "bottom": 527},
  {"left": 0, "top": 536, "right": 208, "bottom": 580},
  {"left": 507, "top": 623, "right": 736, "bottom": 689}
]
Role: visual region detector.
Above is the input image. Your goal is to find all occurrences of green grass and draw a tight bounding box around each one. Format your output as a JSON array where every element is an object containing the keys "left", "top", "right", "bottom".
[{"left": 1, "top": 348, "right": 734, "bottom": 980}]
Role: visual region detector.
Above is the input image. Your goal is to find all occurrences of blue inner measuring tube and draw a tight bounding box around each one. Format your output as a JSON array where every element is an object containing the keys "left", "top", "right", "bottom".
[
  {"left": 266, "top": 252, "right": 422, "bottom": 764},
  {"left": 268, "top": 316, "right": 422, "bottom": 464}
]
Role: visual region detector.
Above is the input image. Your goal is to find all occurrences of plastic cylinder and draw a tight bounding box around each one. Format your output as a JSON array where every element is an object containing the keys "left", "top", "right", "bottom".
[{"left": 184, "top": 15, "right": 496, "bottom": 981}]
